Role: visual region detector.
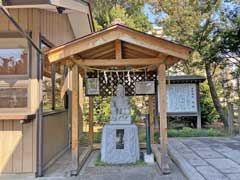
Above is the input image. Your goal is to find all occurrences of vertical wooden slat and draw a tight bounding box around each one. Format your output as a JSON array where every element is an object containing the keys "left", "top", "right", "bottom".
[
  {"left": 0, "top": 121, "right": 4, "bottom": 173},
  {"left": 22, "top": 122, "right": 33, "bottom": 172},
  {"left": 149, "top": 96, "right": 154, "bottom": 144},
  {"left": 71, "top": 64, "right": 79, "bottom": 175},
  {"left": 18, "top": 9, "right": 28, "bottom": 31},
  {"left": 48, "top": 11, "right": 53, "bottom": 43},
  {"left": 12, "top": 121, "right": 23, "bottom": 173},
  {"left": 3, "top": 121, "right": 13, "bottom": 173},
  {"left": 27, "top": 9, "right": 33, "bottom": 31},
  {"left": 88, "top": 97, "right": 94, "bottom": 147},
  {"left": 158, "top": 64, "right": 169, "bottom": 174},
  {"left": 0, "top": 10, "right": 9, "bottom": 31},
  {"left": 46, "top": 11, "right": 51, "bottom": 38},
  {"left": 8, "top": 9, "right": 19, "bottom": 31}
]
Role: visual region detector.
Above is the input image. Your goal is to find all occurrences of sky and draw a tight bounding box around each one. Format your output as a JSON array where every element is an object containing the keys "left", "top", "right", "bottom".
[{"left": 143, "top": 3, "right": 158, "bottom": 26}]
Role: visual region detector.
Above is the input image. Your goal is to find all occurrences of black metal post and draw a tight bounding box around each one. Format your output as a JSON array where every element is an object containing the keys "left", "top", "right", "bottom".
[{"left": 145, "top": 114, "right": 152, "bottom": 154}]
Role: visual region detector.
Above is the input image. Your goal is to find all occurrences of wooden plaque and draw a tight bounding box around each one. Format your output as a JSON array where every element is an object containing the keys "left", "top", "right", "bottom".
[
  {"left": 135, "top": 81, "right": 155, "bottom": 95},
  {"left": 86, "top": 78, "right": 100, "bottom": 96}
]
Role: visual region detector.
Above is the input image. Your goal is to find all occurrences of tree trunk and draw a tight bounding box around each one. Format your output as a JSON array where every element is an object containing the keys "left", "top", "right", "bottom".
[{"left": 205, "top": 62, "right": 228, "bottom": 129}]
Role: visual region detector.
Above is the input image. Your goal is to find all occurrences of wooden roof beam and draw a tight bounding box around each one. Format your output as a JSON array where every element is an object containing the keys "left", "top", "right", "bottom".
[
  {"left": 115, "top": 40, "right": 122, "bottom": 60},
  {"left": 73, "top": 58, "right": 170, "bottom": 67},
  {"left": 47, "top": 27, "right": 191, "bottom": 63}
]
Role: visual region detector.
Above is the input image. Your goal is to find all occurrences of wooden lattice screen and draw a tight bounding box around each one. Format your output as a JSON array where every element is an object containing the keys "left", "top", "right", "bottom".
[{"left": 86, "top": 71, "right": 157, "bottom": 96}]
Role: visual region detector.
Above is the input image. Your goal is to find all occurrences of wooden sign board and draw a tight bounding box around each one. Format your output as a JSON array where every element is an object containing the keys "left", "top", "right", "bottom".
[
  {"left": 166, "top": 84, "right": 197, "bottom": 113},
  {"left": 86, "top": 78, "right": 99, "bottom": 96},
  {"left": 135, "top": 81, "right": 155, "bottom": 95}
]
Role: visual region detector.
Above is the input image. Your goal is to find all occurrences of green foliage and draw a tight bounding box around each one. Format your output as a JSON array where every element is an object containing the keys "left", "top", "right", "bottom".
[
  {"left": 83, "top": 96, "right": 144, "bottom": 126},
  {"left": 93, "top": 0, "right": 152, "bottom": 31},
  {"left": 200, "top": 83, "right": 219, "bottom": 124},
  {"left": 149, "top": 0, "right": 222, "bottom": 74},
  {"left": 154, "top": 128, "right": 225, "bottom": 140},
  {"left": 93, "top": 96, "right": 111, "bottom": 125},
  {"left": 149, "top": 0, "right": 240, "bottom": 127},
  {"left": 94, "top": 132, "right": 102, "bottom": 143},
  {"left": 130, "top": 97, "right": 142, "bottom": 123}
]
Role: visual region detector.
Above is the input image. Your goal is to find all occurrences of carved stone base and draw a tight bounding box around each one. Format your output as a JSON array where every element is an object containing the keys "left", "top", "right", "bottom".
[{"left": 101, "top": 124, "right": 140, "bottom": 164}]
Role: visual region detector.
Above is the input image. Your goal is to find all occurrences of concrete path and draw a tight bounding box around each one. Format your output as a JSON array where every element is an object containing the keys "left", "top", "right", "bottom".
[
  {"left": 75, "top": 151, "right": 186, "bottom": 180},
  {"left": 169, "top": 137, "right": 240, "bottom": 180},
  {"left": 3, "top": 151, "right": 186, "bottom": 180}
]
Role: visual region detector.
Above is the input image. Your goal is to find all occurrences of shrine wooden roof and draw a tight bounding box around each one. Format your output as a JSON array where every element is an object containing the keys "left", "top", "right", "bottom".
[{"left": 46, "top": 24, "right": 192, "bottom": 68}]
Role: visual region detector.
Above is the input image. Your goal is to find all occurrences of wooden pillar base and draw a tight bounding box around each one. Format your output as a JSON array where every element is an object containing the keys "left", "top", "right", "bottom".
[
  {"left": 71, "top": 170, "right": 79, "bottom": 176},
  {"left": 152, "top": 144, "right": 170, "bottom": 174},
  {"left": 160, "top": 146, "right": 170, "bottom": 174}
]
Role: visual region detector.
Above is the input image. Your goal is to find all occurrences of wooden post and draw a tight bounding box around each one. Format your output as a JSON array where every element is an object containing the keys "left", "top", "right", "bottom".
[
  {"left": 227, "top": 103, "right": 234, "bottom": 135},
  {"left": 71, "top": 64, "right": 79, "bottom": 175},
  {"left": 238, "top": 106, "right": 240, "bottom": 135},
  {"left": 196, "top": 83, "right": 202, "bottom": 129},
  {"left": 88, "top": 96, "right": 94, "bottom": 147},
  {"left": 149, "top": 96, "right": 154, "bottom": 144},
  {"left": 158, "top": 64, "right": 170, "bottom": 174},
  {"left": 79, "top": 73, "right": 84, "bottom": 134}
]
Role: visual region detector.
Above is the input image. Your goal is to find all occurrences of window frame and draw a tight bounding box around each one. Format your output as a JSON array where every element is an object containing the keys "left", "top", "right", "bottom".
[
  {"left": 40, "top": 35, "right": 66, "bottom": 113},
  {"left": 0, "top": 32, "right": 31, "bottom": 113},
  {"left": 40, "top": 35, "right": 55, "bottom": 112},
  {"left": 0, "top": 81, "right": 30, "bottom": 112},
  {"left": 0, "top": 32, "right": 32, "bottom": 78}
]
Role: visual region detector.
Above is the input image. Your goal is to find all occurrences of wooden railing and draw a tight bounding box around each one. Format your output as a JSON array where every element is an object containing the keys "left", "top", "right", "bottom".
[{"left": 227, "top": 103, "right": 240, "bottom": 135}]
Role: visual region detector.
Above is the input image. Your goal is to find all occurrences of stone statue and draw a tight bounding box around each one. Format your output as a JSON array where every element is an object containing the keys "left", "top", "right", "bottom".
[
  {"left": 101, "top": 84, "right": 139, "bottom": 164},
  {"left": 109, "top": 84, "right": 131, "bottom": 124}
]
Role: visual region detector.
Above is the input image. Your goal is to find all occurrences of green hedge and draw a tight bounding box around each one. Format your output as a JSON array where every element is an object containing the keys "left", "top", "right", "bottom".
[{"left": 154, "top": 128, "right": 225, "bottom": 140}]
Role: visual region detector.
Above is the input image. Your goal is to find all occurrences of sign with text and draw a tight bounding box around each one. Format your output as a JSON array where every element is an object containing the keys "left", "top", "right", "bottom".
[{"left": 167, "top": 84, "right": 197, "bottom": 113}]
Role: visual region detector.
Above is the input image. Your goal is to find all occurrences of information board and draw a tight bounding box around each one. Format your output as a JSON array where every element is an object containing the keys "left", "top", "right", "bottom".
[{"left": 166, "top": 84, "right": 197, "bottom": 113}]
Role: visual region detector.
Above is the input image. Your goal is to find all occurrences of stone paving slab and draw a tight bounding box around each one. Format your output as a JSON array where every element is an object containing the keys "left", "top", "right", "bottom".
[
  {"left": 226, "top": 173, "right": 240, "bottom": 180},
  {"left": 169, "top": 137, "right": 240, "bottom": 180},
  {"left": 196, "top": 166, "right": 229, "bottom": 180},
  {"left": 221, "top": 150, "right": 240, "bottom": 164},
  {"left": 192, "top": 148, "right": 224, "bottom": 159},
  {"left": 206, "top": 159, "right": 240, "bottom": 174}
]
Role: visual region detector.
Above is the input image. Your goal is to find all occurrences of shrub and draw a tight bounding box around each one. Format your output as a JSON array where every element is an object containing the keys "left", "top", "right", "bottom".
[
  {"left": 154, "top": 127, "right": 225, "bottom": 140},
  {"left": 200, "top": 83, "right": 219, "bottom": 125}
]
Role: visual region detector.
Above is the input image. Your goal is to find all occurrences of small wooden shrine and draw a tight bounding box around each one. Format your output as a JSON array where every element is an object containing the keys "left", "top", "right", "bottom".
[{"left": 46, "top": 24, "right": 192, "bottom": 174}]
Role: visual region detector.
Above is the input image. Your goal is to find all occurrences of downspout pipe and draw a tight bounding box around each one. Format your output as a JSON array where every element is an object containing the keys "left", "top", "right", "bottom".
[
  {"left": 0, "top": 5, "right": 44, "bottom": 177},
  {"left": 37, "top": 52, "right": 44, "bottom": 177}
]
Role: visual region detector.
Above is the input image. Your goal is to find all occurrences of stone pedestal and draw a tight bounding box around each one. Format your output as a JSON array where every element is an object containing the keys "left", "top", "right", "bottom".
[
  {"left": 101, "top": 84, "right": 140, "bottom": 164},
  {"left": 101, "top": 124, "right": 140, "bottom": 164}
]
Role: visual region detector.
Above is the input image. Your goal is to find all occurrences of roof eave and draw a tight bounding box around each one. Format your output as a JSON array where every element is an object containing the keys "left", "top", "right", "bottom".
[{"left": 2, "top": 0, "right": 89, "bottom": 14}]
